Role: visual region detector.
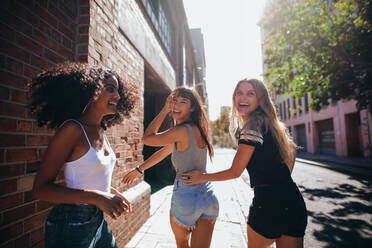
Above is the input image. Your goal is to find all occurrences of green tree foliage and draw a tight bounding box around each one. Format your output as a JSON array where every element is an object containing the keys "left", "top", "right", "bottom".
[
  {"left": 210, "top": 108, "right": 236, "bottom": 149},
  {"left": 261, "top": 0, "right": 372, "bottom": 112}
]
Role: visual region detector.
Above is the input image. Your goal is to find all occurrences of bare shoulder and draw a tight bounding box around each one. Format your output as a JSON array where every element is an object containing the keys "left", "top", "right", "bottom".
[
  {"left": 53, "top": 121, "right": 84, "bottom": 144},
  {"left": 171, "top": 124, "right": 189, "bottom": 136}
]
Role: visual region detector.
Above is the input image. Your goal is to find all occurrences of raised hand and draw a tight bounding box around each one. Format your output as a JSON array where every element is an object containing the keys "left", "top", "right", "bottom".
[{"left": 162, "top": 93, "right": 174, "bottom": 114}]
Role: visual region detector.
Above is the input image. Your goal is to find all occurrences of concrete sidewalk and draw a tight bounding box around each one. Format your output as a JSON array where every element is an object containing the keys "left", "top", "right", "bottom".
[{"left": 126, "top": 150, "right": 252, "bottom": 248}]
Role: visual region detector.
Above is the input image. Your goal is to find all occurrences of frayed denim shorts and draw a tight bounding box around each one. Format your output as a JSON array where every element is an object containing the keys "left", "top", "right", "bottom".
[
  {"left": 45, "top": 204, "right": 117, "bottom": 248},
  {"left": 170, "top": 178, "right": 219, "bottom": 230}
]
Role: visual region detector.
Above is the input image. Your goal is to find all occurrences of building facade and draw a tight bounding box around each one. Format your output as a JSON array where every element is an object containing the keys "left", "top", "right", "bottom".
[
  {"left": 0, "top": 0, "right": 206, "bottom": 247},
  {"left": 275, "top": 94, "right": 371, "bottom": 157}
]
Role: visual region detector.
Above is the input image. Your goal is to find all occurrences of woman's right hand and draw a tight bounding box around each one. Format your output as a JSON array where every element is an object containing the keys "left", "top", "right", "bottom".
[
  {"left": 93, "top": 191, "right": 129, "bottom": 219},
  {"left": 162, "top": 93, "right": 174, "bottom": 114}
]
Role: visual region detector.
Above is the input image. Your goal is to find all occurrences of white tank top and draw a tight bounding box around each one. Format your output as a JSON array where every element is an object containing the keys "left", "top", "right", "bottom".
[{"left": 62, "top": 120, "right": 116, "bottom": 193}]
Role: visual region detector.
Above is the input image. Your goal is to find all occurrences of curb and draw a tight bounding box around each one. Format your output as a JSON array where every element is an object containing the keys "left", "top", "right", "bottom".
[{"left": 296, "top": 158, "right": 372, "bottom": 178}]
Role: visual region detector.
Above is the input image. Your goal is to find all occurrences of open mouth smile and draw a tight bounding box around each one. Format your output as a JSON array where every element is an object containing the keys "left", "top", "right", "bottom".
[{"left": 108, "top": 101, "right": 118, "bottom": 107}]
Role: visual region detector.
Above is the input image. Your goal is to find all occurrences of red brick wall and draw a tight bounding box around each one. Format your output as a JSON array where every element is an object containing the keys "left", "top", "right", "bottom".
[
  {"left": 0, "top": 1, "right": 80, "bottom": 247},
  {"left": 0, "top": 0, "right": 150, "bottom": 247},
  {"left": 88, "top": 0, "right": 150, "bottom": 246}
]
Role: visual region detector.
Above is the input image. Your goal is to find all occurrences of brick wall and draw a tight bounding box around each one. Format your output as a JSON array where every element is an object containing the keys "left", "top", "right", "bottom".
[
  {"left": 88, "top": 0, "right": 150, "bottom": 246},
  {"left": 0, "top": 0, "right": 150, "bottom": 247},
  {"left": 0, "top": 1, "right": 79, "bottom": 247}
]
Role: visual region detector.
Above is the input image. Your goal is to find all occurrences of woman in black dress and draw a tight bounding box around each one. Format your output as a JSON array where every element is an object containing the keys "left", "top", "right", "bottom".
[{"left": 181, "top": 79, "right": 307, "bottom": 248}]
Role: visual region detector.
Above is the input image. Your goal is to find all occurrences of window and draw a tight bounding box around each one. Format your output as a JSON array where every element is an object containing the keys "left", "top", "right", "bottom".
[
  {"left": 142, "top": 0, "right": 173, "bottom": 56},
  {"left": 283, "top": 101, "right": 287, "bottom": 120},
  {"left": 298, "top": 97, "right": 303, "bottom": 115},
  {"left": 279, "top": 102, "right": 283, "bottom": 120},
  {"left": 287, "top": 98, "right": 291, "bottom": 119},
  {"left": 305, "top": 94, "right": 309, "bottom": 112},
  {"left": 292, "top": 96, "right": 296, "bottom": 117}
]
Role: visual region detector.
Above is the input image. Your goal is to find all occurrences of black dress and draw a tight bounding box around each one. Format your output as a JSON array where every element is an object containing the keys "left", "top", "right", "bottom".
[{"left": 238, "top": 127, "right": 307, "bottom": 239}]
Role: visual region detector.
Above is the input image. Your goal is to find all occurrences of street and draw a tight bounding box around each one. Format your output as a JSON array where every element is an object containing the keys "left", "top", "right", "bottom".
[
  {"left": 212, "top": 148, "right": 372, "bottom": 248},
  {"left": 292, "top": 161, "right": 372, "bottom": 247}
]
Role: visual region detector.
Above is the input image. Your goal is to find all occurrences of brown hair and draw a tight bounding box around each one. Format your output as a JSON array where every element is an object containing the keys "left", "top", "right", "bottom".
[
  {"left": 230, "top": 79, "right": 297, "bottom": 168},
  {"left": 173, "top": 87, "right": 214, "bottom": 158}
]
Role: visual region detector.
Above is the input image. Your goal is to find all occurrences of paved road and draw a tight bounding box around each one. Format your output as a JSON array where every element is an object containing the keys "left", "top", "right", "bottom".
[{"left": 292, "top": 161, "right": 372, "bottom": 248}]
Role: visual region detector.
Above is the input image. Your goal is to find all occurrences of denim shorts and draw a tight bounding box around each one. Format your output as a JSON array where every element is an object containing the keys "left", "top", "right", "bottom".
[
  {"left": 170, "top": 178, "right": 219, "bottom": 229},
  {"left": 45, "top": 204, "right": 117, "bottom": 248}
]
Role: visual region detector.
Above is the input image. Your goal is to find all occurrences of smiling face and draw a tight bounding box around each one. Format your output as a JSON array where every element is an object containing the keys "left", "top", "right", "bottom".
[
  {"left": 170, "top": 95, "right": 194, "bottom": 124},
  {"left": 234, "top": 82, "right": 259, "bottom": 119},
  {"left": 91, "top": 75, "right": 120, "bottom": 116}
]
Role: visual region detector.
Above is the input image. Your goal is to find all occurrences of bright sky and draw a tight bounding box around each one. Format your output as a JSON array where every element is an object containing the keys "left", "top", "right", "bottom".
[{"left": 183, "top": 0, "right": 267, "bottom": 121}]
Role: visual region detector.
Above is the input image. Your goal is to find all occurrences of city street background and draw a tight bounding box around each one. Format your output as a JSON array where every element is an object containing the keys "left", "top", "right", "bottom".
[{"left": 127, "top": 148, "right": 372, "bottom": 248}]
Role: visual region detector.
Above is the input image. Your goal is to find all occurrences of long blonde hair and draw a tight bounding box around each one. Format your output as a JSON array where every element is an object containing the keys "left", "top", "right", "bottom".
[{"left": 230, "top": 79, "right": 297, "bottom": 167}]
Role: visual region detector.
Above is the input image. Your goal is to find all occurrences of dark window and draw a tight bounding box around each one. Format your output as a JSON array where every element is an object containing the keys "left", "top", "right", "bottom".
[
  {"left": 305, "top": 94, "right": 309, "bottom": 112},
  {"left": 292, "top": 96, "right": 296, "bottom": 117},
  {"left": 287, "top": 98, "right": 291, "bottom": 119},
  {"left": 142, "top": 0, "right": 173, "bottom": 56},
  {"left": 279, "top": 102, "right": 283, "bottom": 120},
  {"left": 149, "top": 0, "right": 159, "bottom": 16},
  {"left": 298, "top": 97, "right": 303, "bottom": 115},
  {"left": 283, "top": 101, "right": 287, "bottom": 120}
]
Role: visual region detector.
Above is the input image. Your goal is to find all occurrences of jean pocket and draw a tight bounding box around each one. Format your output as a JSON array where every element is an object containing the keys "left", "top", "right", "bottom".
[
  {"left": 171, "top": 191, "right": 197, "bottom": 216},
  {"left": 66, "top": 208, "right": 100, "bottom": 226}
]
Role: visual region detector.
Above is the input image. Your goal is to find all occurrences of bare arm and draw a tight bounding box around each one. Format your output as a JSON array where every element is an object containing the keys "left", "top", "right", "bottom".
[
  {"left": 32, "top": 122, "right": 128, "bottom": 219},
  {"left": 142, "top": 94, "right": 187, "bottom": 147},
  {"left": 182, "top": 144, "right": 255, "bottom": 185},
  {"left": 122, "top": 144, "right": 173, "bottom": 184},
  {"left": 143, "top": 106, "right": 169, "bottom": 139}
]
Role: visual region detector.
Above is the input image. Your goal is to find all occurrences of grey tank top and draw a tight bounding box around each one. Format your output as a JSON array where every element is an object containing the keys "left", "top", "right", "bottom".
[{"left": 171, "top": 123, "right": 207, "bottom": 178}]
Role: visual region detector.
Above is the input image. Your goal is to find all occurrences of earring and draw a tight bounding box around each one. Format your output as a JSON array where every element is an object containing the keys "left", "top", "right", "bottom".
[{"left": 82, "top": 101, "right": 91, "bottom": 114}]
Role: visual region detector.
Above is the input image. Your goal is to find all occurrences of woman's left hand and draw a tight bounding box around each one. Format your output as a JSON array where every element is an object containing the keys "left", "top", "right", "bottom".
[
  {"left": 122, "top": 169, "right": 141, "bottom": 184},
  {"left": 112, "top": 189, "right": 132, "bottom": 214},
  {"left": 181, "top": 170, "right": 205, "bottom": 185}
]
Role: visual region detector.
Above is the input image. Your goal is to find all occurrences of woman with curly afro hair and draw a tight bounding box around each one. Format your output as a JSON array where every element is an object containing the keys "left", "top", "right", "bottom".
[{"left": 27, "top": 62, "right": 137, "bottom": 248}]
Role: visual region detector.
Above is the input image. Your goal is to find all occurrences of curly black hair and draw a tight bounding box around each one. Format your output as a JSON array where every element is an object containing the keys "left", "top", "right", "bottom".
[{"left": 27, "top": 62, "right": 137, "bottom": 130}]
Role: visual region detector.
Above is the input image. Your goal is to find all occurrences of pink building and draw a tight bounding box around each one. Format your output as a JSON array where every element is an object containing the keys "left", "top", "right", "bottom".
[{"left": 275, "top": 94, "right": 372, "bottom": 158}]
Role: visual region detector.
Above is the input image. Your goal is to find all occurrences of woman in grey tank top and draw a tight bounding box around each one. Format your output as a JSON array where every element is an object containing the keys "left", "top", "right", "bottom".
[{"left": 123, "top": 87, "right": 219, "bottom": 248}]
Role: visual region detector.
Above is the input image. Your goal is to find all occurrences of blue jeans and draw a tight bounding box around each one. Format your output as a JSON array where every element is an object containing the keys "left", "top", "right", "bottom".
[{"left": 45, "top": 204, "right": 117, "bottom": 248}]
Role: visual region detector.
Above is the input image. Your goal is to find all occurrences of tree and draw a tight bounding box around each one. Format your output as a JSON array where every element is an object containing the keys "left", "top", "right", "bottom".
[
  {"left": 210, "top": 107, "right": 236, "bottom": 149},
  {"left": 261, "top": 0, "right": 372, "bottom": 112}
]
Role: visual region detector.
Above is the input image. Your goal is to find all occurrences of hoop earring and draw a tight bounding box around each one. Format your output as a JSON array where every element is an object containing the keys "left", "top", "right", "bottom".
[{"left": 82, "top": 101, "right": 91, "bottom": 114}]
